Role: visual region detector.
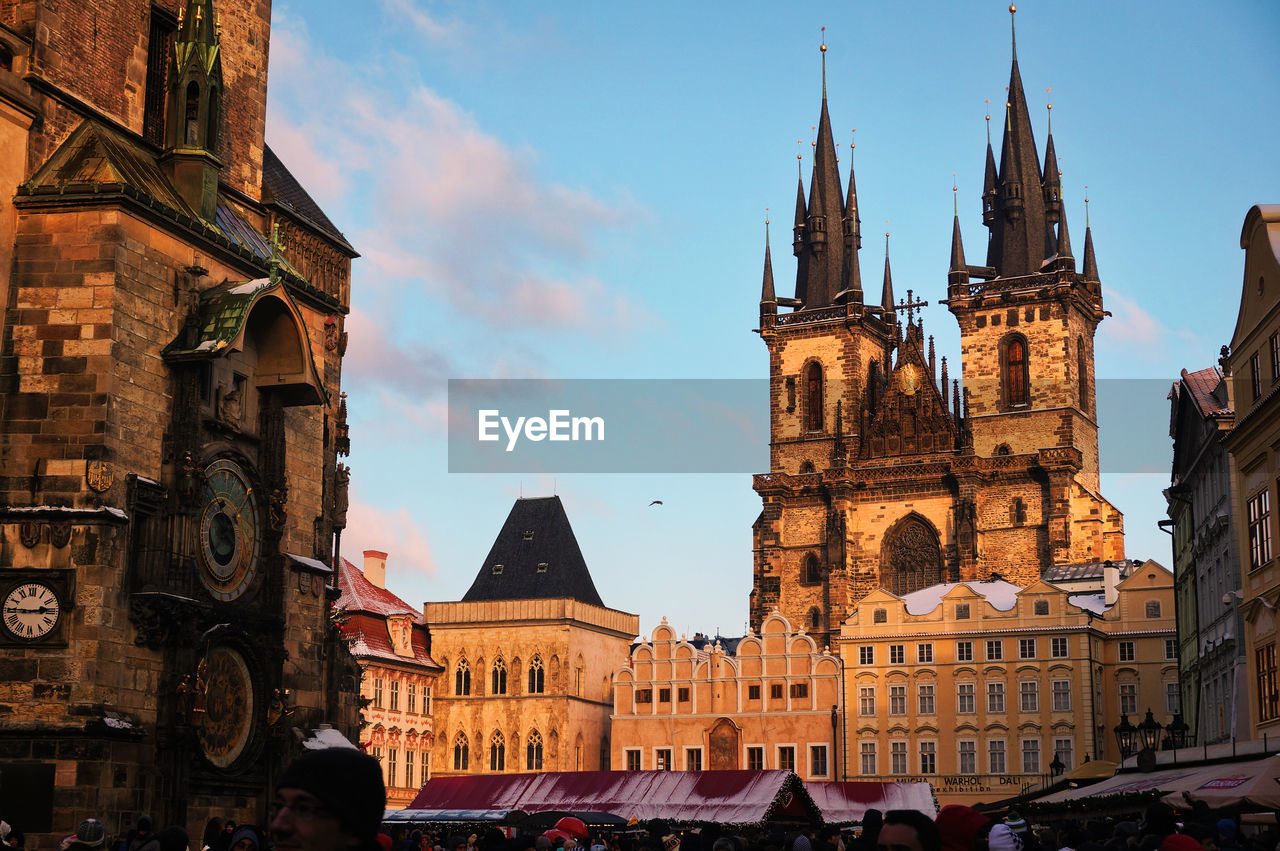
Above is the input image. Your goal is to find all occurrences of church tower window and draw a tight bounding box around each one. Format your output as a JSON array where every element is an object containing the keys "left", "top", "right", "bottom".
[
  {"left": 805, "top": 362, "right": 824, "bottom": 431},
  {"left": 1077, "top": 336, "right": 1089, "bottom": 410},
  {"left": 882, "top": 515, "right": 943, "bottom": 596},
  {"left": 802, "top": 553, "right": 822, "bottom": 585},
  {"left": 807, "top": 607, "right": 822, "bottom": 631},
  {"left": 1002, "top": 334, "right": 1030, "bottom": 408},
  {"left": 184, "top": 81, "right": 201, "bottom": 146}
]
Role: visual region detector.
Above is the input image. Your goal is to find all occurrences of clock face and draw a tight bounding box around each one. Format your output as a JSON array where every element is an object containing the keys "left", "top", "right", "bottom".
[
  {"left": 197, "top": 647, "right": 256, "bottom": 769},
  {"left": 3, "top": 582, "right": 60, "bottom": 641},
  {"left": 197, "top": 459, "right": 261, "bottom": 602}
]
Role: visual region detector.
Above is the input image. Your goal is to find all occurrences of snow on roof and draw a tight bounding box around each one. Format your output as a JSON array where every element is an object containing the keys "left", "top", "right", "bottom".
[
  {"left": 902, "top": 580, "right": 1022, "bottom": 615},
  {"left": 303, "top": 725, "right": 359, "bottom": 751},
  {"left": 1068, "top": 593, "right": 1110, "bottom": 615},
  {"left": 229, "top": 278, "right": 271, "bottom": 295}
]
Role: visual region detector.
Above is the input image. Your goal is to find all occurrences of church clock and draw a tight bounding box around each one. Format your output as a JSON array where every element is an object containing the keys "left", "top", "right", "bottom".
[
  {"left": 195, "top": 646, "right": 257, "bottom": 769},
  {"left": 197, "top": 459, "right": 261, "bottom": 602},
  {"left": 2, "top": 581, "right": 60, "bottom": 641}
]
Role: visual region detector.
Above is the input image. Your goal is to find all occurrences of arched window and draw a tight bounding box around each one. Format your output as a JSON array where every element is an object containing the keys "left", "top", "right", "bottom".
[
  {"left": 526, "top": 729, "right": 544, "bottom": 770},
  {"left": 807, "top": 607, "right": 822, "bottom": 631},
  {"left": 489, "top": 731, "right": 505, "bottom": 771},
  {"left": 184, "top": 80, "right": 201, "bottom": 146},
  {"left": 1077, "top": 336, "right": 1089, "bottom": 410},
  {"left": 802, "top": 553, "right": 823, "bottom": 585},
  {"left": 454, "top": 659, "right": 470, "bottom": 696},
  {"left": 528, "top": 656, "right": 545, "bottom": 694},
  {"left": 799, "top": 460, "right": 816, "bottom": 474},
  {"left": 805, "top": 362, "right": 824, "bottom": 431},
  {"left": 491, "top": 657, "right": 507, "bottom": 695},
  {"left": 882, "top": 515, "right": 943, "bottom": 596},
  {"left": 994, "top": 443, "right": 1012, "bottom": 456},
  {"left": 1011, "top": 497, "right": 1026, "bottom": 525},
  {"left": 1003, "top": 335, "right": 1030, "bottom": 407},
  {"left": 453, "top": 732, "right": 469, "bottom": 771}
]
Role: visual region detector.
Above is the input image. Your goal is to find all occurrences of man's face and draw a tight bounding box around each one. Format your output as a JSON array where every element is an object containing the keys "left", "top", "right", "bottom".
[
  {"left": 876, "top": 825, "right": 923, "bottom": 851},
  {"left": 270, "top": 789, "right": 360, "bottom": 851}
]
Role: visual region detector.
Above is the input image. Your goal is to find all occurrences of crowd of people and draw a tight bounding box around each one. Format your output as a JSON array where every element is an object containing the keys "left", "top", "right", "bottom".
[{"left": 7, "top": 749, "right": 1280, "bottom": 851}]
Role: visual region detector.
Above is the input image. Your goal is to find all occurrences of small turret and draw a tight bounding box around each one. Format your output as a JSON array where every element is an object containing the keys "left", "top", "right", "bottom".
[
  {"left": 760, "top": 220, "right": 777, "bottom": 320},
  {"left": 949, "top": 184, "right": 969, "bottom": 287},
  {"left": 792, "top": 165, "right": 806, "bottom": 258},
  {"left": 161, "top": 0, "right": 224, "bottom": 221},
  {"left": 1082, "top": 195, "right": 1100, "bottom": 283},
  {"left": 880, "top": 232, "right": 896, "bottom": 324}
]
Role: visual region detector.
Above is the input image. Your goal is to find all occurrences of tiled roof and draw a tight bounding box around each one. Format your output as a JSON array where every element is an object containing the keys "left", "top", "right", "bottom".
[
  {"left": 337, "top": 558, "right": 421, "bottom": 620},
  {"left": 341, "top": 612, "right": 441, "bottom": 670},
  {"left": 1182, "top": 365, "right": 1232, "bottom": 417},
  {"left": 262, "top": 145, "right": 355, "bottom": 254},
  {"left": 462, "top": 496, "right": 605, "bottom": 607}
]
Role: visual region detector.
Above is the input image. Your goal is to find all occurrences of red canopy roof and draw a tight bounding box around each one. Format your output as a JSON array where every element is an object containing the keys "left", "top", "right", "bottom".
[
  {"left": 805, "top": 781, "right": 937, "bottom": 823},
  {"left": 408, "top": 771, "right": 819, "bottom": 825}
]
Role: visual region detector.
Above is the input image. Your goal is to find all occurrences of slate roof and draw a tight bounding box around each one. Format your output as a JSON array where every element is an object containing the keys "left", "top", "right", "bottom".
[
  {"left": 1182, "top": 366, "right": 1232, "bottom": 417},
  {"left": 462, "top": 496, "right": 605, "bottom": 607},
  {"left": 262, "top": 144, "right": 355, "bottom": 254}
]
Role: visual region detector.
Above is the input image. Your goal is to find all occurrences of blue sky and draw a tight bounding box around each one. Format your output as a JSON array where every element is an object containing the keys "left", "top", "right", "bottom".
[{"left": 266, "top": 1, "right": 1280, "bottom": 639}]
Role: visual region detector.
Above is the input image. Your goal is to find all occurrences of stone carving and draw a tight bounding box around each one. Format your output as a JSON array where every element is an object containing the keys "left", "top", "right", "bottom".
[
  {"left": 333, "top": 463, "right": 349, "bottom": 529},
  {"left": 885, "top": 516, "right": 942, "bottom": 596},
  {"left": 86, "top": 460, "right": 115, "bottom": 493}
]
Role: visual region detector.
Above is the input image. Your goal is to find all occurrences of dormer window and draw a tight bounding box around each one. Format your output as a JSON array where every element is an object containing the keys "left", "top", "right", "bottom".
[
  {"left": 491, "top": 564, "right": 503, "bottom": 575},
  {"left": 536, "top": 562, "right": 548, "bottom": 573},
  {"left": 523, "top": 530, "right": 535, "bottom": 541}
]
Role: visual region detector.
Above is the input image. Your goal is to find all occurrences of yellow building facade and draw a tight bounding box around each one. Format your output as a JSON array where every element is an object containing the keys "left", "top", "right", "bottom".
[
  {"left": 1225, "top": 206, "right": 1280, "bottom": 739},
  {"left": 426, "top": 497, "right": 640, "bottom": 775},
  {"left": 836, "top": 562, "right": 1176, "bottom": 807},
  {"left": 611, "top": 612, "right": 841, "bottom": 779}
]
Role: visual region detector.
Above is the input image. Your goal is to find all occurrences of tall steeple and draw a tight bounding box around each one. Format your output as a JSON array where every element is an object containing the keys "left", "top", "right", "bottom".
[
  {"left": 982, "top": 108, "right": 998, "bottom": 228},
  {"left": 1056, "top": 190, "right": 1074, "bottom": 270},
  {"left": 162, "top": 0, "right": 224, "bottom": 221},
  {"left": 794, "top": 33, "right": 848, "bottom": 309},
  {"left": 836, "top": 130, "right": 863, "bottom": 303},
  {"left": 880, "top": 231, "right": 896, "bottom": 323},
  {"left": 984, "top": 5, "right": 1048, "bottom": 277},
  {"left": 1041, "top": 104, "right": 1062, "bottom": 261},
  {"left": 760, "top": 219, "right": 777, "bottom": 312},
  {"left": 1082, "top": 194, "right": 1100, "bottom": 282},
  {"left": 949, "top": 184, "right": 969, "bottom": 286}
]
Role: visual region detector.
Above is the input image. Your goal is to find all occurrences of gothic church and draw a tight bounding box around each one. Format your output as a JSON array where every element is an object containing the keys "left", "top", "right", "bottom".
[{"left": 752, "top": 13, "right": 1125, "bottom": 649}]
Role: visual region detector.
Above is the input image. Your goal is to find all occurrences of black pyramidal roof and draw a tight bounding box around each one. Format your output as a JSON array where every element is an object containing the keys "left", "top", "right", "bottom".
[{"left": 461, "top": 496, "right": 605, "bottom": 607}]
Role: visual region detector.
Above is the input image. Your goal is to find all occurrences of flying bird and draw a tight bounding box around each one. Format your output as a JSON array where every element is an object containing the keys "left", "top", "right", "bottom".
[{"left": 649, "top": 500, "right": 663, "bottom": 507}]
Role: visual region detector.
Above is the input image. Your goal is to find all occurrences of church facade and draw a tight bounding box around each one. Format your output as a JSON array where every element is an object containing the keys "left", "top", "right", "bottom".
[
  {"left": 0, "top": 0, "right": 360, "bottom": 843},
  {"left": 751, "top": 15, "right": 1125, "bottom": 650}
]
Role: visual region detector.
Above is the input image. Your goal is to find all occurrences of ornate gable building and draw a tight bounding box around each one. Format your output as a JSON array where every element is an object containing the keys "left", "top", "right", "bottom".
[
  {"left": 426, "top": 496, "right": 638, "bottom": 776},
  {"left": 336, "top": 551, "right": 443, "bottom": 808},
  {"left": 0, "top": 0, "right": 359, "bottom": 843},
  {"left": 752, "top": 13, "right": 1125, "bottom": 649}
]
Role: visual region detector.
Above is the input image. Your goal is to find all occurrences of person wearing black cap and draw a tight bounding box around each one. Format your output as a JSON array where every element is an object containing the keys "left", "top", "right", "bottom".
[{"left": 270, "top": 747, "right": 386, "bottom": 851}]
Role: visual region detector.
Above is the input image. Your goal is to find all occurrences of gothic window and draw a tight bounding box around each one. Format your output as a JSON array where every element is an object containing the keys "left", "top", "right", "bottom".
[
  {"left": 805, "top": 362, "right": 824, "bottom": 431},
  {"left": 1077, "top": 336, "right": 1089, "bottom": 410},
  {"left": 453, "top": 732, "right": 469, "bottom": 771},
  {"left": 143, "top": 7, "right": 176, "bottom": 147},
  {"left": 994, "top": 444, "right": 1012, "bottom": 456},
  {"left": 1002, "top": 334, "right": 1030, "bottom": 408},
  {"left": 491, "top": 658, "right": 507, "bottom": 695},
  {"left": 455, "top": 659, "right": 470, "bottom": 696},
  {"left": 206, "top": 85, "right": 220, "bottom": 151},
  {"left": 802, "top": 553, "right": 822, "bottom": 585},
  {"left": 882, "top": 515, "right": 943, "bottom": 596},
  {"left": 1011, "top": 497, "right": 1026, "bottom": 525},
  {"left": 527, "top": 729, "right": 544, "bottom": 770},
  {"left": 799, "top": 460, "right": 815, "bottom": 474},
  {"left": 807, "top": 607, "right": 822, "bottom": 631},
  {"left": 528, "top": 656, "right": 545, "bottom": 694},
  {"left": 489, "top": 731, "right": 505, "bottom": 771},
  {"left": 184, "top": 80, "right": 201, "bottom": 146}
]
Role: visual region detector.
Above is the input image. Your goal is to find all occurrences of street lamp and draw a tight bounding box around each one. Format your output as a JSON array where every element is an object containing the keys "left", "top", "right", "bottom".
[
  {"left": 1138, "top": 709, "right": 1163, "bottom": 753},
  {"left": 1049, "top": 753, "right": 1065, "bottom": 777},
  {"left": 1114, "top": 714, "right": 1137, "bottom": 759}
]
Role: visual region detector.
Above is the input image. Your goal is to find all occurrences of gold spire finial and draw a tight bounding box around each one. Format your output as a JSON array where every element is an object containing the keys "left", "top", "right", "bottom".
[
  {"left": 1046, "top": 87, "right": 1053, "bottom": 133},
  {"left": 820, "top": 26, "right": 828, "bottom": 98},
  {"left": 953, "top": 174, "right": 958, "bottom": 216},
  {"left": 985, "top": 99, "right": 992, "bottom": 145},
  {"left": 1084, "top": 186, "right": 1091, "bottom": 227},
  {"left": 811, "top": 125, "right": 817, "bottom": 148},
  {"left": 1010, "top": 5, "right": 1018, "bottom": 60}
]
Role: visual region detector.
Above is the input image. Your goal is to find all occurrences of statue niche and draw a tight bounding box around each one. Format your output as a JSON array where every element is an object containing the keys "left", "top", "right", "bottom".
[
  {"left": 708, "top": 717, "right": 740, "bottom": 770},
  {"left": 880, "top": 514, "right": 943, "bottom": 596}
]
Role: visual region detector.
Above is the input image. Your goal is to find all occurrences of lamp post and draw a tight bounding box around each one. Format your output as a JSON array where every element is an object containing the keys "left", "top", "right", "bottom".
[
  {"left": 1049, "top": 753, "right": 1065, "bottom": 778},
  {"left": 1113, "top": 714, "right": 1137, "bottom": 760},
  {"left": 1165, "top": 714, "right": 1190, "bottom": 750},
  {"left": 1138, "top": 710, "right": 1162, "bottom": 753}
]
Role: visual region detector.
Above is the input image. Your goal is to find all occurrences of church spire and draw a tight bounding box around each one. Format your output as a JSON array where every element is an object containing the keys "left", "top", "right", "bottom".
[
  {"left": 949, "top": 182, "right": 969, "bottom": 287},
  {"left": 837, "top": 129, "right": 863, "bottom": 304},
  {"left": 794, "top": 32, "right": 847, "bottom": 309},
  {"left": 985, "top": 4, "right": 1048, "bottom": 277},
  {"left": 881, "top": 231, "right": 895, "bottom": 323},
  {"left": 1082, "top": 193, "right": 1099, "bottom": 282},
  {"left": 761, "top": 218, "right": 777, "bottom": 308},
  {"left": 162, "top": 0, "right": 224, "bottom": 221},
  {"left": 982, "top": 106, "right": 998, "bottom": 229},
  {"left": 1056, "top": 189, "right": 1074, "bottom": 270}
]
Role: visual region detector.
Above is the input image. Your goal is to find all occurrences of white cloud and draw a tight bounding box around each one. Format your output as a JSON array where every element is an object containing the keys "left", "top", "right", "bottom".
[
  {"left": 343, "top": 496, "right": 438, "bottom": 580},
  {"left": 1096, "top": 287, "right": 1204, "bottom": 375},
  {"left": 381, "top": 0, "right": 459, "bottom": 42}
]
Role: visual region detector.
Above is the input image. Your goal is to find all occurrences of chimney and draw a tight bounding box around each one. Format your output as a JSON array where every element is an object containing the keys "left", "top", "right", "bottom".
[
  {"left": 363, "top": 550, "right": 388, "bottom": 589},
  {"left": 1103, "top": 560, "right": 1120, "bottom": 606}
]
